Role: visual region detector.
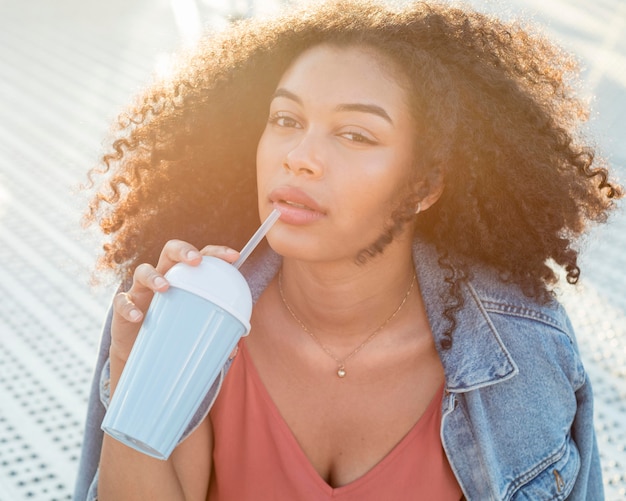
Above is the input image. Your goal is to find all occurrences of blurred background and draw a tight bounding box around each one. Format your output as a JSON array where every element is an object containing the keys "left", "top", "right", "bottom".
[{"left": 0, "top": 0, "right": 624, "bottom": 499}]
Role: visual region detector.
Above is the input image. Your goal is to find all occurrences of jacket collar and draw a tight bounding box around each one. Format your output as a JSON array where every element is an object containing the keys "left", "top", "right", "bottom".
[
  {"left": 411, "top": 239, "right": 518, "bottom": 392},
  {"left": 241, "top": 239, "right": 518, "bottom": 393}
]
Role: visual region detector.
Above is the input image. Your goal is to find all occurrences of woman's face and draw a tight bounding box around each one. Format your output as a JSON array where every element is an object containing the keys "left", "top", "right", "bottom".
[{"left": 256, "top": 44, "right": 417, "bottom": 263}]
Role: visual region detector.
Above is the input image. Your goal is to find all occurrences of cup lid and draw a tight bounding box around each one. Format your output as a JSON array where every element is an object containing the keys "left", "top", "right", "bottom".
[{"left": 164, "top": 256, "right": 253, "bottom": 334}]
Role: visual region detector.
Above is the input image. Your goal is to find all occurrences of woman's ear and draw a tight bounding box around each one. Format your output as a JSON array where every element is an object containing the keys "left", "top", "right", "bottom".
[
  {"left": 413, "top": 171, "right": 444, "bottom": 213},
  {"left": 419, "top": 181, "right": 444, "bottom": 212}
]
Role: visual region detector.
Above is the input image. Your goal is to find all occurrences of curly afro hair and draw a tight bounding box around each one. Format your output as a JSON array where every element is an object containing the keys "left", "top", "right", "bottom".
[{"left": 84, "top": 0, "right": 621, "bottom": 344}]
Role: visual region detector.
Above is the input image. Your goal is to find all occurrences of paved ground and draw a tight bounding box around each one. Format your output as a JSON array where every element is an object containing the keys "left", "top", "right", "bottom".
[{"left": 0, "top": 0, "right": 623, "bottom": 500}]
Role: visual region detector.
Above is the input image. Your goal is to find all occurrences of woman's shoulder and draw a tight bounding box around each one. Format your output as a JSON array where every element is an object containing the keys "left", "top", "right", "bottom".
[
  {"left": 464, "top": 262, "right": 587, "bottom": 388},
  {"left": 466, "top": 262, "right": 573, "bottom": 337},
  {"left": 413, "top": 238, "right": 575, "bottom": 344}
]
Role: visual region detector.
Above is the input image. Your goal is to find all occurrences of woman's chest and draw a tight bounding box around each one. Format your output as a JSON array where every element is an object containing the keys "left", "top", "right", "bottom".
[{"left": 245, "top": 332, "right": 445, "bottom": 487}]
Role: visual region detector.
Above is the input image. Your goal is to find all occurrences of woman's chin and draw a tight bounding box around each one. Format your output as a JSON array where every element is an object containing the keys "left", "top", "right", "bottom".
[{"left": 266, "top": 236, "right": 315, "bottom": 261}]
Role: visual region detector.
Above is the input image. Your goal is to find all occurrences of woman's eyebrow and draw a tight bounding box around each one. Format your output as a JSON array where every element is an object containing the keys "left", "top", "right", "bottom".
[
  {"left": 271, "top": 88, "right": 302, "bottom": 104},
  {"left": 271, "top": 88, "right": 393, "bottom": 124},
  {"left": 335, "top": 103, "right": 393, "bottom": 124}
]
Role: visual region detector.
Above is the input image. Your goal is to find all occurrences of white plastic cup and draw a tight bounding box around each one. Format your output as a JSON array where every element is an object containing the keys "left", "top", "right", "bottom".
[{"left": 101, "top": 256, "right": 252, "bottom": 460}]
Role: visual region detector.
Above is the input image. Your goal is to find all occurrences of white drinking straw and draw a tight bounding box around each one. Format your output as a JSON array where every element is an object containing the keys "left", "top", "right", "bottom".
[{"left": 233, "top": 209, "right": 281, "bottom": 269}]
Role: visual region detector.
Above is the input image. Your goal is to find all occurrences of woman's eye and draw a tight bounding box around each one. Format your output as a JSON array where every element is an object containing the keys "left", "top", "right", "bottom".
[
  {"left": 268, "top": 114, "right": 301, "bottom": 128},
  {"left": 341, "top": 131, "right": 376, "bottom": 145}
]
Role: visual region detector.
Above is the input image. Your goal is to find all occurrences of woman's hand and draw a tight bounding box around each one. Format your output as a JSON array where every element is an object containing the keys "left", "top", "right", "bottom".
[
  {"left": 99, "top": 240, "right": 237, "bottom": 501},
  {"left": 109, "top": 240, "right": 240, "bottom": 383}
]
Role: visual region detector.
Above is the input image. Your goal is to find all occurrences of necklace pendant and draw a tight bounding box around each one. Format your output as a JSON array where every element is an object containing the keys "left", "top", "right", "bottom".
[{"left": 337, "top": 366, "right": 347, "bottom": 378}]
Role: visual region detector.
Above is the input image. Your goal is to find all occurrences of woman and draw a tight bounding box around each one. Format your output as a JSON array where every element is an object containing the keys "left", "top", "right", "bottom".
[{"left": 74, "top": 1, "right": 621, "bottom": 500}]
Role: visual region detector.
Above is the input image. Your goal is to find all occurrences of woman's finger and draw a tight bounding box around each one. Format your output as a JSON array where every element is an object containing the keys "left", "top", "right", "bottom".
[
  {"left": 133, "top": 263, "right": 170, "bottom": 293},
  {"left": 155, "top": 239, "right": 203, "bottom": 274},
  {"left": 112, "top": 291, "right": 144, "bottom": 323},
  {"left": 199, "top": 244, "right": 240, "bottom": 263}
]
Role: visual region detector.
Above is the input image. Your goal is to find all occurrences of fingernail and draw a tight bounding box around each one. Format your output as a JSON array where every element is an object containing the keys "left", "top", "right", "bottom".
[
  {"left": 224, "top": 248, "right": 238, "bottom": 255},
  {"left": 187, "top": 250, "right": 201, "bottom": 260},
  {"left": 129, "top": 309, "right": 142, "bottom": 322},
  {"left": 154, "top": 277, "right": 168, "bottom": 289}
]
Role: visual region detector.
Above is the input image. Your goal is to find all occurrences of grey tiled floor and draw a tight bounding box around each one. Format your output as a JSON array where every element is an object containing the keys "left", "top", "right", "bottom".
[{"left": 0, "top": 1, "right": 624, "bottom": 500}]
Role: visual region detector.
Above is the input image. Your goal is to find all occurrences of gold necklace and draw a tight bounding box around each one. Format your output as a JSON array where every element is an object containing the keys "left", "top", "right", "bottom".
[{"left": 278, "top": 270, "right": 416, "bottom": 378}]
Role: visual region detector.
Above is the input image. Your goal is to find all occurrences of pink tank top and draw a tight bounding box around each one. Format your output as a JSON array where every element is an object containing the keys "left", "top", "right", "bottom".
[{"left": 208, "top": 341, "right": 463, "bottom": 500}]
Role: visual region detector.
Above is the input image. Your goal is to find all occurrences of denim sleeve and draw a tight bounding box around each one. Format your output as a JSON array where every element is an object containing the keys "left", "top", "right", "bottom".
[
  {"left": 567, "top": 373, "right": 604, "bottom": 500},
  {"left": 562, "top": 310, "right": 604, "bottom": 501},
  {"left": 72, "top": 304, "right": 113, "bottom": 501}
]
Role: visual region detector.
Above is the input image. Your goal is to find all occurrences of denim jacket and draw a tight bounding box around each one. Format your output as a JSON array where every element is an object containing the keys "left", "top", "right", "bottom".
[{"left": 73, "top": 239, "right": 604, "bottom": 500}]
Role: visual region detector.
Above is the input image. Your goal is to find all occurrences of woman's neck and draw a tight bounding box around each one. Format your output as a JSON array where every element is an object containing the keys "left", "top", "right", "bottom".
[{"left": 278, "top": 245, "right": 417, "bottom": 345}]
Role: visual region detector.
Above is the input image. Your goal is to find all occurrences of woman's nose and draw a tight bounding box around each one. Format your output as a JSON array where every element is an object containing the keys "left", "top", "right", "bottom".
[{"left": 283, "top": 131, "right": 324, "bottom": 178}]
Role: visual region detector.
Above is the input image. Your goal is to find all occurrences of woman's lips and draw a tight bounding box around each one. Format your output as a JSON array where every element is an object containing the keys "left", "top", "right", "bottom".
[{"left": 269, "top": 187, "right": 326, "bottom": 224}]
